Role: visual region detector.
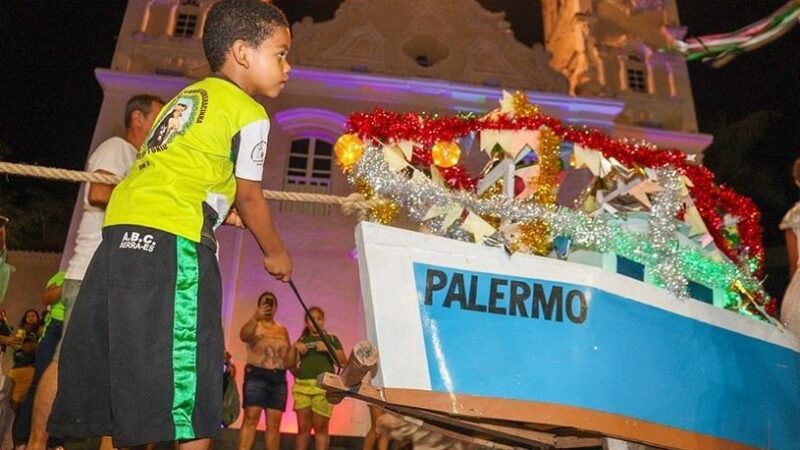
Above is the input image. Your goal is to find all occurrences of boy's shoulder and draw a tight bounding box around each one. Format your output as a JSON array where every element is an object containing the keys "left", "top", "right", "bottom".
[
  {"left": 184, "top": 77, "right": 267, "bottom": 119},
  {"left": 191, "top": 77, "right": 257, "bottom": 102}
]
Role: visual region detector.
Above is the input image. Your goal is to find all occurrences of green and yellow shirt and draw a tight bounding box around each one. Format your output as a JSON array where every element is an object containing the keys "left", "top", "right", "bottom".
[{"left": 105, "top": 77, "right": 268, "bottom": 243}]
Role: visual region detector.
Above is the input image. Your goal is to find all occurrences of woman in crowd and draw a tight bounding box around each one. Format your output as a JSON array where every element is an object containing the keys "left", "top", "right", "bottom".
[
  {"left": 8, "top": 310, "right": 40, "bottom": 411},
  {"left": 780, "top": 158, "right": 800, "bottom": 335},
  {"left": 290, "top": 307, "right": 346, "bottom": 450},
  {"left": 238, "top": 292, "right": 291, "bottom": 450}
]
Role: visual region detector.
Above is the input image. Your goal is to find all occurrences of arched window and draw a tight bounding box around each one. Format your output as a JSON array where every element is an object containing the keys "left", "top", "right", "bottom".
[
  {"left": 281, "top": 138, "right": 334, "bottom": 215},
  {"left": 273, "top": 108, "right": 346, "bottom": 215}
]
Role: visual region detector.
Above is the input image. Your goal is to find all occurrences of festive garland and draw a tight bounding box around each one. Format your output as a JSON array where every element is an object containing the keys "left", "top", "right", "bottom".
[
  {"left": 674, "top": 1, "right": 800, "bottom": 67},
  {"left": 342, "top": 105, "right": 765, "bottom": 275},
  {"left": 335, "top": 93, "right": 775, "bottom": 320}
]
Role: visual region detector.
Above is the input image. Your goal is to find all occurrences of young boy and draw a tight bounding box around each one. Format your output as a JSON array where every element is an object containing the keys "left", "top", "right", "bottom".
[{"left": 48, "top": 1, "right": 292, "bottom": 449}]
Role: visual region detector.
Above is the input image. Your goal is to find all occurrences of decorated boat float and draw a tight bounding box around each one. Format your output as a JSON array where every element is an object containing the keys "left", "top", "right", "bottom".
[{"left": 321, "top": 93, "right": 800, "bottom": 450}]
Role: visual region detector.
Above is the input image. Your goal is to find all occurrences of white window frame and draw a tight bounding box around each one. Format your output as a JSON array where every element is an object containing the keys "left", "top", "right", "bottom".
[{"left": 281, "top": 137, "right": 333, "bottom": 215}]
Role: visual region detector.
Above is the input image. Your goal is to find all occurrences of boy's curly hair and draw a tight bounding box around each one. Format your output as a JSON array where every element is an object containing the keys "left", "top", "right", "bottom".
[{"left": 202, "top": 0, "right": 289, "bottom": 72}]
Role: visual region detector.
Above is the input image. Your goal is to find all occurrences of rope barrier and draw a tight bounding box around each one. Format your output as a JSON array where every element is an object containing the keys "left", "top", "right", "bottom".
[{"left": 0, "top": 161, "right": 373, "bottom": 218}]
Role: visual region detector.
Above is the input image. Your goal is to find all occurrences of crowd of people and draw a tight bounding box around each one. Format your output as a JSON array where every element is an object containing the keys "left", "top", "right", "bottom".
[
  {"left": 235, "top": 293, "right": 377, "bottom": 450},
  {"left": 0, "top": 284, "right": 389, "bottom": 450}
]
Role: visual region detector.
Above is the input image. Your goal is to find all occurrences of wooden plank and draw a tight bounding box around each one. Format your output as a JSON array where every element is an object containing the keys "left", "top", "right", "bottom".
[
  {"left": 318, "top": 374, "right": 673, "bottom": 450},
  {"left": 379, "top": 388, "right": 756, "bottom": 450},
  {"left": 319, "top": 373, "right": 557, "bottom": 448},
  {"left": 391, "top": 413, "right": 518, "bottom": 450},
  {"left": 386, "top": 402, "right": 556, "bottom": 448}
]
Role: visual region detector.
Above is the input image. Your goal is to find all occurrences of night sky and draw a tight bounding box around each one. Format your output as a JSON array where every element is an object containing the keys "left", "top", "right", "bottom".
[{"left": 1, "top": 1, "right": 798, "bottom": 288}]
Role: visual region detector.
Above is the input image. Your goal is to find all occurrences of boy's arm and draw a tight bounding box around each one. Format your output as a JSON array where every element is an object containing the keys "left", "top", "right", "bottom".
[{"left": 234, "top": 178, "right": 292, "bottom": 282}]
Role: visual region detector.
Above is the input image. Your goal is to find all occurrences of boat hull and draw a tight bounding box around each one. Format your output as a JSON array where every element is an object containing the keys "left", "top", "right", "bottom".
[{"left": 356, "top": 222, "right": 800, "bottom": 450}]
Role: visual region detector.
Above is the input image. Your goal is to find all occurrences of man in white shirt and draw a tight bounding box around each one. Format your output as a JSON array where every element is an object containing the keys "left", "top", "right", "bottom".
[{"left": 26, "top": 94, "right": 164, "bottom": 450}]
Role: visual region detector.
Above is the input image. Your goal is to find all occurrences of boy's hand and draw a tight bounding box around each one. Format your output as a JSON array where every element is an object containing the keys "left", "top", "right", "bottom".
[
  {"left": 314, "top": 341, "right": 327, "bottom": 352},
  {"left": 294, "top": 341, "right": 308, "bottom": 355},
  {"left": 224, "top": 208, "right": 245, "bottom": 229},
  {"left": 263, "top": 249, "right": 292, "bottom": 282}
]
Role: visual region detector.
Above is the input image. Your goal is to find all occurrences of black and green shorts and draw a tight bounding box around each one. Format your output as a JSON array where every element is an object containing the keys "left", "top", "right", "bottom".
[{"left": 48, "top": 225, "right": 224, "bottom": 447}]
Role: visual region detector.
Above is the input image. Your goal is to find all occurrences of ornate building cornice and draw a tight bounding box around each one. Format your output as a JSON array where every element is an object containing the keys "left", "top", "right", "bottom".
[{"left": 289, "top": 0, "right": 569, "bottom": 94}]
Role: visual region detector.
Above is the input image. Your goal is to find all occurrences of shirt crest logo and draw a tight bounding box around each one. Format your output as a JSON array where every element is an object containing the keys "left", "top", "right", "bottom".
[
  {"left": 142, "top": 89, "right": 207, "bottom": 156},
  {"left": 251, "top": 141, "right": 267, "bottom": 165}
]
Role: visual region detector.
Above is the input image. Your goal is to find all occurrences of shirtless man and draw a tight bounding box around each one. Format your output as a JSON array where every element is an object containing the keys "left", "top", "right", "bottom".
[{"left": 238, "top": 292, "right": 294, "bottom": 450}]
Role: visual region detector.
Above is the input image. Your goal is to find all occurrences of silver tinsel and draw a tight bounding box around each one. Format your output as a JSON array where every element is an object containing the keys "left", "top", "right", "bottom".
[
  {"left": 350, "top": 145, "right": 764, "bottom": 303},
  {"left": 648, "top": 168, "right": 689, "bottom": 298},
  {"left": 446, "top": 219, "right": 474, "bottom": 242}
]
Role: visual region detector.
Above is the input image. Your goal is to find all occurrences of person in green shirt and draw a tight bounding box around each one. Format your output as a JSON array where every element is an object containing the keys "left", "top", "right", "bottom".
[
  {"left": 289, "top": 307, "right": 347, "bottom": 450},
  {"left": 12, "top": 271, "right": 66, "bottom": 447},
  {"left": 48, "top": 1, "right": 293, "bottom": 449}
]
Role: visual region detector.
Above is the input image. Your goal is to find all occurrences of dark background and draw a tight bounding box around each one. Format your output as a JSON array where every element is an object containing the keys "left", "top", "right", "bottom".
[{"left": 0, "top": 0, "right": 798, "bottom": 293}]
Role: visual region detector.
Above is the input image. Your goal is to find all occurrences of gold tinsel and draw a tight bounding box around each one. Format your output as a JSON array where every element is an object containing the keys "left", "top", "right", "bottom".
[
  {"left": 368, "top": 198, "right": 400, "bottom": 225},
  {"left": 354, "top": 176, "right": 398, "bottom": 224},
  {"left": 511, "top": 91, "right": 540, "bottom": 118},
  {"left": 478, "top": 179, "right": 504, "bottom": 229},
  {"left": 516, "top": 221, "right": 550, "bottom": 254},
  {"left": 353, "top": 177, "right": 374, "bottom": 200},
  {"left": 524, "top": 126, "right": 562, "bottom": 255},
  {"left": 479, "top": 178, "right": 505, "bottom": 199},
  {"left": 480, "top": 214, "right": 502, "bottom": 230},
  {"left": 534, "top": 126, "right": 561, "bottom": 205}
]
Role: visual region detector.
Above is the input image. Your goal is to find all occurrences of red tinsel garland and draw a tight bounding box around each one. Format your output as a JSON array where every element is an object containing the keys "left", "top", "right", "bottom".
[{"left": 344, "top": 108, "right": 765, "bottom": 277}]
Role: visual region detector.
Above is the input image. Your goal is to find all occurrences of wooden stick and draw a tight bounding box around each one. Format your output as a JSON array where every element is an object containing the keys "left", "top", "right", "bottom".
[
  {"left": 340, "top": 340, "right": 379, "bottom": 387},
  {"left": 318, "top": 340, "right": 379, "bottom": 405}
]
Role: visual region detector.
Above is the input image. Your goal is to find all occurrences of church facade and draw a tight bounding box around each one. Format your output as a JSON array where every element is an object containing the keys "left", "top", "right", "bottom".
[{"left": 61, "top": 0, "right": 712, "bottom": 435}]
